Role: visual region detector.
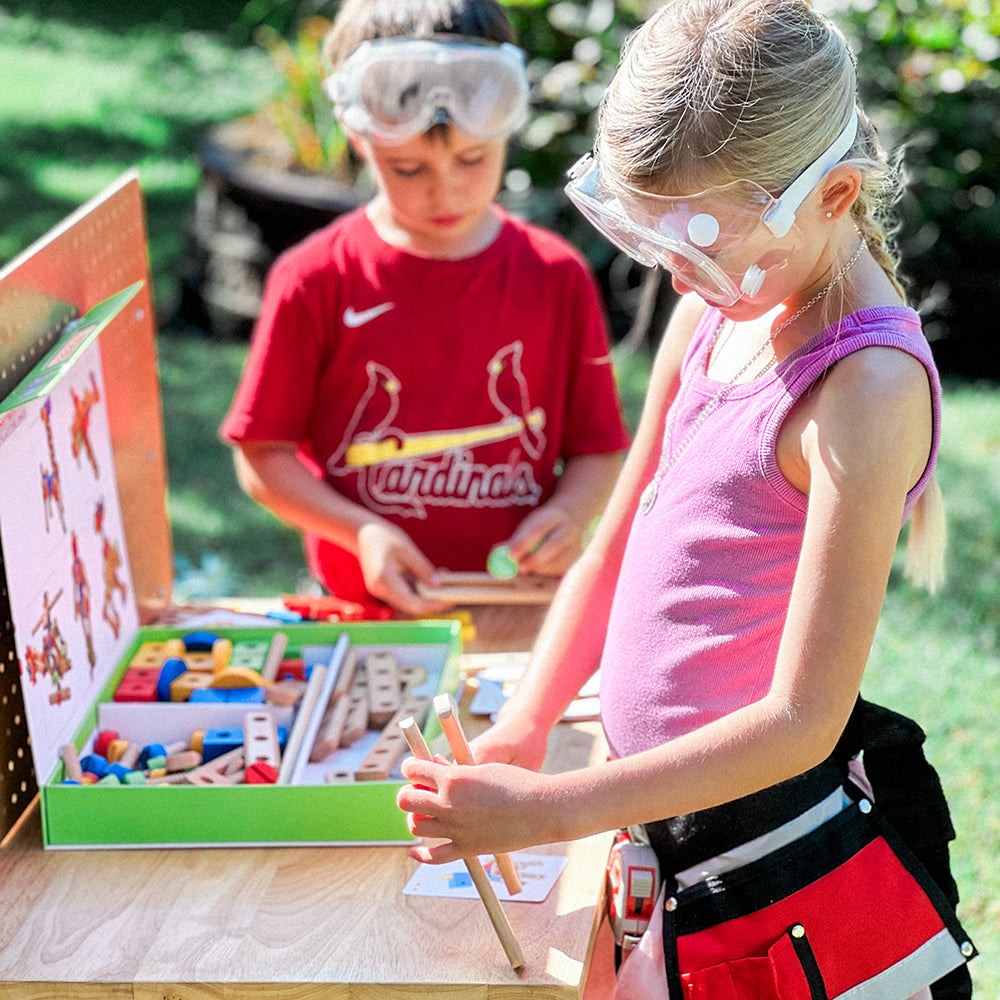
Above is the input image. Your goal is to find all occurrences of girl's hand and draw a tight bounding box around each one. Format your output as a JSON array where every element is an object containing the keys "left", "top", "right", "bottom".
[
  {"left": 467, "top": 711, "right": 550, "bottom": 773},
  {"left": 504, "top": 504, "right": 584, "bottom": 577},
  {"left": 356, "top": 521, "right": 451, "bottom": 617},
  {"left": 397, "top": 757, "right": 555, "bottom": 864}
]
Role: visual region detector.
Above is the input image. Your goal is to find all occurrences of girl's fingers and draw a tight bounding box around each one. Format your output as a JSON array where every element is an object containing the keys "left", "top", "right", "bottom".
[{"left": 409, "top": 841, "right": 463, "bottom": 866}]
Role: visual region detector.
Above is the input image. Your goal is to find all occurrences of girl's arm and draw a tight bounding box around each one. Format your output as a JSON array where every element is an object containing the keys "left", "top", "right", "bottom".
[
  {"left": 233, "top": 441, "right": 451, "bottom": 616},
  {"left": 465, "top": 294, "right": 706, "bottom": 770},
  {"left": 399, "top": 343, "right": 934, "bottom": 861}
]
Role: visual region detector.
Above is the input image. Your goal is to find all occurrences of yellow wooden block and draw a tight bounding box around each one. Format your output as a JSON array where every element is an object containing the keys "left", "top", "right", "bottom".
[
  {"left": 130, "top": 642, "right": 169, "bottom": 669},
  {"left": 164, "top": 638, "right": 186, "bottom": 658},
  {"left": 212, "top": 637, "right": 233, "bottom": 675},
  {"left": 209, "top": 667, "right": 271, "bottom": 689},
  {"left": 169, "top": 671, "right": 214, "bottom": 702},
  {"left": 184, "top": 651, "right": 214, "bottom": 672}
]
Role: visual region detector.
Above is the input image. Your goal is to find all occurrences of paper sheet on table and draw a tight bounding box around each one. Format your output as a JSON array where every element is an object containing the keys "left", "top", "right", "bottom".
[
  {"left": 467, "top": 659, "right": 600, "bottom": 721},
  {"left": 403, "top": 853, "right": 568, "bottom": 902}
]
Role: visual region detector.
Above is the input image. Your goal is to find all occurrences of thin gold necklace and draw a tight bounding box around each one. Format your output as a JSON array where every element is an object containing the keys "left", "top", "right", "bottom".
[{"left": 638, "top": 236, "right": 866, "bottom": 516}]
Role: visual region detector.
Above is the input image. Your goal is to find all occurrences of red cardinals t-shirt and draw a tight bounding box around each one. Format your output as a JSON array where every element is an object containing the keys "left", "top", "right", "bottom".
[{"left": 221, "top": 206, "right": 629, "bottom": 600}]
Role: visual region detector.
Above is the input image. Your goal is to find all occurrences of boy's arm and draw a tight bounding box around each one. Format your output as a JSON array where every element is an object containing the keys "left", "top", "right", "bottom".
[
  {"left": 508, "top": 451, "right": 622, "bottom": 577},
  {"left": 233, "top": 441, "right": 451, "bottom": 616}
]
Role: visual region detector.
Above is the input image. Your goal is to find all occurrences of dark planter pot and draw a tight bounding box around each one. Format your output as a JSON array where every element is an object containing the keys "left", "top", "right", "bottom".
[{"left": 178, "top": 120, "right": 365, "bottom": 338}]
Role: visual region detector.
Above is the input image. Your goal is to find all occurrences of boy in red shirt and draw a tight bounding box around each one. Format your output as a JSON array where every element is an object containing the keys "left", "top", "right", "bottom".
[{"left": 220, "top": 0, "right": 628, "bottom": 615}]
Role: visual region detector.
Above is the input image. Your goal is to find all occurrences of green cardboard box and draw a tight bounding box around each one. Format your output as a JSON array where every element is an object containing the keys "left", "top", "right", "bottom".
[{"left": 40, "top": 620, "right": 461, "bottom": 849}]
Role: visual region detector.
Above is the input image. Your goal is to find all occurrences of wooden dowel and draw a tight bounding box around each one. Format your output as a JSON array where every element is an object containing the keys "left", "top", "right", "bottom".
[
  {"left": 285, "top": 633, "right": 351, "bottom": 785},
  {"left": 260, "top": 631, "right": 289, "bottom": 683},
  {"left": 399, "top": 717, "right": 525, "bottom": 971},
  {"left": 433, "top": 693, "right": 523, "bottom": 896},
  {"left": 277, "top": 664, "right": 326, "bottom": 784}
]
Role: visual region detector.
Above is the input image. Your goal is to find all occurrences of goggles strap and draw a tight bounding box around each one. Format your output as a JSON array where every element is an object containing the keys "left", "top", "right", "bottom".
[{"left": 763, "top": 110, "right": 859, "bottom": 238}]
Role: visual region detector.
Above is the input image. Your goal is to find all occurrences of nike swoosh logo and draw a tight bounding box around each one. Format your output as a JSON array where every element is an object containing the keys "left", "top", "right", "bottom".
[{"left": 343, "top": 302, "right": 395, "bottom": 328}]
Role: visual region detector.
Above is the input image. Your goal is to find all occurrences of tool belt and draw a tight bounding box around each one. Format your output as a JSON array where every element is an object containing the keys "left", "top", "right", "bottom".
[
  {"left": 659, "top": 781, "right": 975, "bottom": 999},
  {"left": 622, "top": 699, "right": 976, "bottom": 999}
]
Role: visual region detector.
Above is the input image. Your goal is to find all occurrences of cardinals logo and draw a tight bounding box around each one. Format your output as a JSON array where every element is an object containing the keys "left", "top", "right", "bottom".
[{"left": 327, "top": 342, "right": 546, "bottom": 518}]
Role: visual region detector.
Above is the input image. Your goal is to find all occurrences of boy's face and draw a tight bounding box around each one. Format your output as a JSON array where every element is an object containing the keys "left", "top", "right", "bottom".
[{"left": 359, "top": 127, "right": 507, "bottom": 258}]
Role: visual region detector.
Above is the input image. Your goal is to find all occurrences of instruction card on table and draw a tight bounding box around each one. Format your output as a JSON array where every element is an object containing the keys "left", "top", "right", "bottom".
[{"left": 403, "top": 853, "right": 568, "bottom": 903}]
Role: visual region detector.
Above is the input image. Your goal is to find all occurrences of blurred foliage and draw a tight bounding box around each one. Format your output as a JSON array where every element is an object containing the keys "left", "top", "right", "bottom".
[
  {"left": 236, "top": 0, "right": 1000, "bottom": 368},
  {"left": 254, "top": 15, "right": 351, "bottom": 175},
  {"left": 833, "top": 0, "right": 1000, "bottom": 377}
]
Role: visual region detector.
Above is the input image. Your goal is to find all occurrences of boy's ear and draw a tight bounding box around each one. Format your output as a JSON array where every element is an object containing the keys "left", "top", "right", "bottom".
[{"left": 818, "top": 164, "right": 862, "bottom": 219}]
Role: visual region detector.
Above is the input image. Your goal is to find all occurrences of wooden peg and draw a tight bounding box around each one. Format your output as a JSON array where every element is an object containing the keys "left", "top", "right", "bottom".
[
  {"left": 60, "top": 743, "right": 84, "bottom": 783},
  {"left": 259, "top": 631, "right": 289, "bottom": 682},
  {"left": 433, "top": 692, "right": 522, "bottom": 896},
  {"left": 399, "top": 717, "right": 525, "bottom": 971},
  {"left": 309, "top": 649, "right": 359, "bottom": 762},
  {"left": 276, "top": 663, "right": 327, "bottom": 785}
]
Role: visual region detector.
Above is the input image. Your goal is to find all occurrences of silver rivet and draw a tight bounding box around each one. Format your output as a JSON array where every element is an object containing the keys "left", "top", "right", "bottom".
[
  {"left": 961, "top": 941, "right": 975, "bottom": 958},
  {"left": 791, "top": 924, "right": 806, "bottom": 939},
  {"left": 858, "top": 798, "right": 872, "bottom": 814},
  {"left": 664, "top": 896, "right": 677, "bottom": 912}
]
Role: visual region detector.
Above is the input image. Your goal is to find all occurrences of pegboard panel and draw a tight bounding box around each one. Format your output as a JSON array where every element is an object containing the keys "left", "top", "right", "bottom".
[
  {"left": 0, "top": 173, "right": 171, "bottom": 840},
  {"left": 0, "top": 172, "right": 173, "bottom": 618},
  {"left": 0, "top": 530, "right": 38, "bottom": 844}
]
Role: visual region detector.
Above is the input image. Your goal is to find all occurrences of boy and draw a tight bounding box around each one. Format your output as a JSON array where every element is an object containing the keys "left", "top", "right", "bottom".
[{"left": 221, "top": 0, "right": 628, "bottom": 616}]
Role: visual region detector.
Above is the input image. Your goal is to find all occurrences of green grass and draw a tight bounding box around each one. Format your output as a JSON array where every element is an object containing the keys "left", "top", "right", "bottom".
[{"left": 4, "top": 3, "right": 998, "bottom": 991}]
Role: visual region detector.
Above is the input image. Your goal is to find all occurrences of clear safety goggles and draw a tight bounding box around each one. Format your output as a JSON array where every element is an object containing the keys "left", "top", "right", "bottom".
[
  {"left": 324, "top": 37, "right": 530, "bottom": 145},
  {"left": 565, "top": 111, "right": 859, "bottom": 306}
]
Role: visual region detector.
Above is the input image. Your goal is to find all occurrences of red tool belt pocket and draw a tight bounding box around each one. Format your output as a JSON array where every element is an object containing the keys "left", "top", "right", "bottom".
[
  {"left": 663, "top": 796, "right": 976, "bottom": 1000},
  {"left": 681, "top": 925, "right": 822, "bottom": 1000}
]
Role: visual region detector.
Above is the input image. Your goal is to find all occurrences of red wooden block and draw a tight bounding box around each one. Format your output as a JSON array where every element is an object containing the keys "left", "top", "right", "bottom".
[
  {"left": 244, "top": 762, "right": 279, "bottom": 784},
  {"left": 276, "top": 658, "right": 306, "bottom": 681},
  {"left": 113, "top": 667, "right": 159, "bottom": 702},
  {"left": 93, "top": 729, "right": 120, "bottom": 759}
]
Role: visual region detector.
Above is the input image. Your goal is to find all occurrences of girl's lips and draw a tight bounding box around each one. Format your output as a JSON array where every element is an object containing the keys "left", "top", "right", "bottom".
[{"left": 431, "top": 215, "right": 463, "bottom": 227}]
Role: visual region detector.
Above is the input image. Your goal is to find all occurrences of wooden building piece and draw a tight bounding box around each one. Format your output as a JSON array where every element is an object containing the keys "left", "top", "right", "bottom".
[
  {"left": 365, "top": 652, "right": 401, "bottom": 728},
  {"left": 340, "top": 668, "right": 370, "bottom": 748},
  {"left": 60, "top": 744, "right": 84, "bottom": 783},
  {"left": 354, "top": 694, "right": 430, "bottom": 782},
  {"left": 308, "top": 649, "right": 359, "bottom": 762},
  {"left": 244, "top": 711, "right": 281, "bottom": 769},
  {"left": 258, "top": 631, "right": 289, "bottom": 682}
]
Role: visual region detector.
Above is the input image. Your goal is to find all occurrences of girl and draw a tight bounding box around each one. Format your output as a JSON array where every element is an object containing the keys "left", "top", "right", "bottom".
[{"left": 398, "top": 0, "right": 976, "bottom": 996}]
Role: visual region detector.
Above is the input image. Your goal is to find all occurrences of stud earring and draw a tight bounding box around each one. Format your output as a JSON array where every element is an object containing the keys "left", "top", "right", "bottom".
[{"left": 826, "top": 211, "right": 834, "bottom": 219}]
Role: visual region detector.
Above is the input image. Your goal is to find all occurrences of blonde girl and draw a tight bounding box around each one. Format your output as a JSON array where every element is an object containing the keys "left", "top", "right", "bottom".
[{"left": 399, "top": 2, "right": 973, "bottom": 996}]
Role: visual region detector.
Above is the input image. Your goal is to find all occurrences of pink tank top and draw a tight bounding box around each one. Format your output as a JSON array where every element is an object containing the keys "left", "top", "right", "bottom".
[{"left": 599, "top": 306, "right": 941, "bottom": 760}]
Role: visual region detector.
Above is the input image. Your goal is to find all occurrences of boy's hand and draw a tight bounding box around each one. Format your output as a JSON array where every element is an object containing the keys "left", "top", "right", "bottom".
[
  {"left": 504, "top": 504, "right": 584, "bottom": 577},
  {"left": 357, "top": 522, "right": 452, "bottom": 617}
]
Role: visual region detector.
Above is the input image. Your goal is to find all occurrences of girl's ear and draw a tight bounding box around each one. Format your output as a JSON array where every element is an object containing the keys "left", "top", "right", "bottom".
[
  {"left": 348, "top": 131, "right": 369, "bottom": 162},
  {"left": 818, "top": 163, "right": 862, "bottom": 220}
]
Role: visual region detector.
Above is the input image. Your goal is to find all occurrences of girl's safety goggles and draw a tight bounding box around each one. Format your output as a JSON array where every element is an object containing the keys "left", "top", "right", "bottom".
[
  {"left": 565, "top": 111, "right": 859, "bottom": 306},
  {"left": 324, "top": 37, "right": 530, "bottom": 145}
]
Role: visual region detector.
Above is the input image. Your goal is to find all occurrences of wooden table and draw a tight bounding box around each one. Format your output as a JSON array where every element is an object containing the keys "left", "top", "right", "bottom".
[{"left": 0, "top": 606, "right": 617, "bottom": 1000}]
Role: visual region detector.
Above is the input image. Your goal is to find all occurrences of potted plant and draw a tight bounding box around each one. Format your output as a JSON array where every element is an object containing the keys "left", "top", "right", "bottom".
[{"left": 180, "top": 15, "right": 369, "bottom": 338}]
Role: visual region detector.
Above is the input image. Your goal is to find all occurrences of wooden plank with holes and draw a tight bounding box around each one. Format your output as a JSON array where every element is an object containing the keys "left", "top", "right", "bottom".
[{"left": 353, "top": 695, "right": 431, "bottom": 782}]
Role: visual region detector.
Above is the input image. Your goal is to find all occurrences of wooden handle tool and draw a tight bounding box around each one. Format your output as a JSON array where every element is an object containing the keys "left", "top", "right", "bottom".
[
  {"left": 399, "top": 717, "right": 525, "bottom": 971},
  {"left": 433, "top": 693, "right": 522, "bottom": 896}
]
